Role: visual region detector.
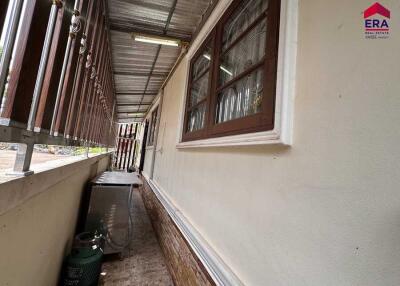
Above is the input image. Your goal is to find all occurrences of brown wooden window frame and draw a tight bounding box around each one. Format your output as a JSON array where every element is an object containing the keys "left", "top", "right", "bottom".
[
  {"left": 147, "top": 106, "right": 158, "bottom": 146},
  {"left": 182, "top": 0, "right": 281, "bottom": 142}
]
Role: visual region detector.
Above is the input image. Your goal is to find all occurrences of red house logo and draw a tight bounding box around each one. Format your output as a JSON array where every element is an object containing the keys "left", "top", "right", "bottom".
[
  {"left": 364, "top": 2, "right": 390, "bottom": 38},
  {"left": 364, "top": 2, "right": 390, "bottom": 19}
]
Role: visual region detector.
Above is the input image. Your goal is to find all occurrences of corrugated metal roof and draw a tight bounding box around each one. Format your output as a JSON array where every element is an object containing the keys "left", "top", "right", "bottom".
[{"left": 107, "top": 0, "right": 212, "bottom": 122}]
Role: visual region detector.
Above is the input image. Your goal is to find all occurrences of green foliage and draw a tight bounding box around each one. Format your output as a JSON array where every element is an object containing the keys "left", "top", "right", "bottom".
[{"left": 74, "top": 147, "right": 104, "bottom": 155}]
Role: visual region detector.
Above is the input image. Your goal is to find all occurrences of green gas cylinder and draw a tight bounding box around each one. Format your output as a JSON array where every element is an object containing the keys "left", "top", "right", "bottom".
[{"left": 63, "top": 232, "right": 103, "bottom": 286}]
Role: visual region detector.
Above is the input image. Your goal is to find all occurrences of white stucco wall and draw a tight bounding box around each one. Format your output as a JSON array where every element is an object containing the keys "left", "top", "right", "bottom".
[
  {"left": 0, "top": 154, "right": 110, "bottom": 286},
  {"left": 143, "top": 147, "right": 154, "bottom": 179},
  {"left": 146, "top": 0, "right": 400, "bottom": 285}
]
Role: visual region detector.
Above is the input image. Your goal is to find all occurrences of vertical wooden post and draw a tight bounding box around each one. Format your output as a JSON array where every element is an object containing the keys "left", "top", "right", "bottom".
[
  {"left": 52, "top": 0, "right": 90, "bottom": 136},
  {"left": 132, "top": 124, "right": 139, "bottom": 167},
  {"left": 119, "top": 124, "right": 128, "bottom": 169},
  {"left": 0, "top": 1, "right": 9, "bottom": 33},
  {"left": 74, "top": 0, "right": 101, "bottom": 139},
  {"left": 65, "top": 0, "right": 96, "bottom": 138},
  {"left": 1, "top": 1, "right": 52, "bottom": 126},
  {"left": 34, "top": 0, "right": 74, "bottom": 132},
  {"left": 114, "top": 124, "right": 122, "bottom": 168},
  {"left": 125, "top": 123, "right": 134, "bottom": 170},
  {"left": 81, "top": 16, "right": 105, "bottom": 141}
]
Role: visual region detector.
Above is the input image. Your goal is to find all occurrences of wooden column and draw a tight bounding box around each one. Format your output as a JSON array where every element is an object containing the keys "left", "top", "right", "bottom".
[
  {"left": 74, "top": 0, "right": 101, "bottom": 139},
  {"left": 34, "top": 0, "right": 74, "bottom": 132},
  {"left": 114, "top": 124, "right": 122, "bottom": 168},
  {"left": 52, "top": 0, "right": 90, "bottom": 135},
  {"left": 77, "top": 11, "right": 104, "bottom": 140},
  {"left": 126, "top": 124, "right": 135, "bottom": 170},
  {"left": 1, "top": 0, "right": 52, "bottom": 126},
  {"left": 82, "top": 16, "right": 105, "bottom": 141},
  {"left": 0, "top": 1, "right": 9, "bottom": 33},
  {"left": 119, "top": 124, "right": 128, "bottom": 169}
]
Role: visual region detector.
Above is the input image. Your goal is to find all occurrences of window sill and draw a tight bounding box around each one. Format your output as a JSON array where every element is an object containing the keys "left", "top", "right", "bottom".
[{"left": 176, "top": 129, "right": 288, "bottom": 148}]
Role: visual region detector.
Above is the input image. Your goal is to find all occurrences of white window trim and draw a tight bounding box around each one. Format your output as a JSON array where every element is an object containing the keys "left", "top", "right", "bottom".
[
  {"left": 146, "top": 100, "right": 160, "bottom": 147},
  {"left": 176, "top": 0, "right": 298, "bottom": 149}
]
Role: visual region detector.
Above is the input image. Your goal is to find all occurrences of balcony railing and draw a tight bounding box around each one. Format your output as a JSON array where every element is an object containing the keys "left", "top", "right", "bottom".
[{"left": 0, "top": 0, "right": 117, "bottom": 175}]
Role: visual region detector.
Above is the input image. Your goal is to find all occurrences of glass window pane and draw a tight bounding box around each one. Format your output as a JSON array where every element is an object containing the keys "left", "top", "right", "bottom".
[
  {"left": 187, "top": 103, "right": 206, "bottom": 132},
  {"left": 216, "top": 68, "right": 264, "bottom": 124},
  {"left": 192, "top": 41, "right": 213, "bottom": 81},
  {"left": 222, "top": 0, "right": 269, "bottom": 51},
  {"left": 189, "top": 71, "right": 209, "bottom": 107},
  {"left": 219, "top": 19, "right": 266, "bottom": 86},
  {"left": 148, "top": 108, "right": 158, "bottom": 145}
]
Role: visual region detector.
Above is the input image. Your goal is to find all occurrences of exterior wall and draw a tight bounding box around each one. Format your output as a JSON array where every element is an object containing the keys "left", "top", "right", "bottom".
[
  {"left": 141, "top": 180, "right": 214, "bottom": 286},
  {"left": 0, "top": 154, "right": 110, "bottom": 286},
  {"left": 142, "top": 147, "right": 154, "bottom": 179},
  {"left": 142, "top": 99, "right": 160, "bottom": 179},
  {"left": 144, "top": 0, "right": 400, "bottom": 285}
]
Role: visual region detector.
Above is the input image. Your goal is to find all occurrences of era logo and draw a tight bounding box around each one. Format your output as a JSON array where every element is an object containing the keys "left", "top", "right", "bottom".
[
  {"left": 365, "top": 19, "right": 389, "bottom": 29},
  {"left": 364, "top": 2, "right": 390, "bottom": 39}
]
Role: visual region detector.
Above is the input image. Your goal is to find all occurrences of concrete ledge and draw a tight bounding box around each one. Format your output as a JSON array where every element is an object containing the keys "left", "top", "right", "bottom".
[{"left": 0, "top": 153, "right": 111, "bottom": 216}]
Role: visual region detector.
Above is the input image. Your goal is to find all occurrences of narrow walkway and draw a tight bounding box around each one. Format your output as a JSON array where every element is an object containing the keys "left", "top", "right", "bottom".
[{"left": 99, "top": 189, "right": 173, "bottom": 286}]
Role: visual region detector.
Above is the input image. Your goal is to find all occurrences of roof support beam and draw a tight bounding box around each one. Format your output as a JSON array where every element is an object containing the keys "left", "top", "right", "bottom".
[
  {"left": 116, "top": 92, "right": 158, "bottom": 95},
  {"left": 109, "top": 23, "right": 190, "bottom": 42},
  {"left": 117, "top": 103, "right": 152, "bottom": 106},
  {"left": 117, "top": 110, "right": 145, "bottom": 113},
  {"left": 136, "top": 0, "right": 178, "bottom": 113},
  {"left": 118, "top": 117, "right": 144, "bottom": 120},
  {"left": 114, "top": 71, "right": 168, "bottom": 78}
]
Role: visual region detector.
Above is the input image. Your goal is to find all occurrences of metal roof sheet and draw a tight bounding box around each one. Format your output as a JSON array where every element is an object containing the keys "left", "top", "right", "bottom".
[{"left": 107, "top": 0, "right": 212, "bottom": 122}]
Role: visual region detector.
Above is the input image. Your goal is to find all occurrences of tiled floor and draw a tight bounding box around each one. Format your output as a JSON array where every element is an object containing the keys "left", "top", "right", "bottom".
[{"left": 99, "top": 189, "right": 174, "bottom": 286}]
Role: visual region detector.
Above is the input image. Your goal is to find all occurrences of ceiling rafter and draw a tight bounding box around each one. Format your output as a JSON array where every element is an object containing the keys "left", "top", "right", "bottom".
[
  {"left": 114, "top": 71, "right": 169, "bottom": 78},
  {"left": 136, "top": 0, "right": 178, "bottom": 113},
  {"left": 117, "top": 103, "right": 152, "bottom": 106},
  {"left": 110, "top": 23, "right": 191, "bottom": 42}
]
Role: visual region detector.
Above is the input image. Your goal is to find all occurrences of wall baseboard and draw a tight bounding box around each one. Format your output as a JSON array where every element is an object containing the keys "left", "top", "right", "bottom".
[{"left": 143, "top": 178, "right": 244, "bottom": 286}]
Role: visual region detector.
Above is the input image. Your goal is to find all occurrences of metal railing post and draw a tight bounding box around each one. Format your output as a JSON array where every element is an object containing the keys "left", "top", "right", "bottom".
[
  {"left": 12, "top": 143, "right": 34, "bottom": 176},
  {"left": 106, "top": 102, "right": 115, "bottom": 152},
  {"left": 0, "top": 0, "right": 23, "bottom": 109},
  {"left": 27, "top": 0, "right": 63, "bottom": 131},
  {"left": 50, "top": 0, "right": 81, "bottom": 136},
  {"left": 85, "top": 141, "right": 89, "bottom": 158}
]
